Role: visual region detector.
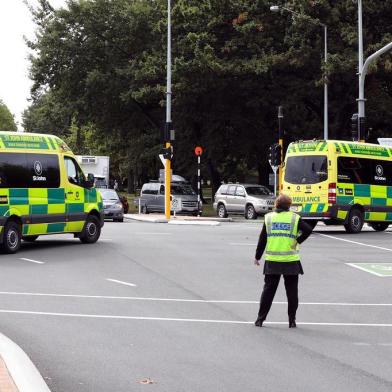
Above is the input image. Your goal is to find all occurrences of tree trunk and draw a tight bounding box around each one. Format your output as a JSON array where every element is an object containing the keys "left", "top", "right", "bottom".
[
  {"left": 257, "top": 160, "right": 271, "bottom": 189},
  {"left": 207, "top": 159, "right": 221, "bottom": 196},
  {"left": 127, "top": 168, "right": 135, "bottom": 194}
]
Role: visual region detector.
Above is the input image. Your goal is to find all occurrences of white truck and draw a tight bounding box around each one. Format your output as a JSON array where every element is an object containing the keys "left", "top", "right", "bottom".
[{"left": 76, "top": 155, "right": 110, "bottom": 188}]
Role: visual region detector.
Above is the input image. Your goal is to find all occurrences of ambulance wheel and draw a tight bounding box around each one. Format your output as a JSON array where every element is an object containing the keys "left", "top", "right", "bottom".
[
  {"left": 2, "top": 222, "right": 22, "bottom": 254},
  {"left": 245, "top": 205, "right": 257, "bottom": 220},
  {"left": 80, "top": 215, "right": 101, "bottom": 244},
  {"left": 23, "top": 235, "right": 39, "bottom": 242},
  {"left": 141, "top": 205, "right": 149, "bottom": 214},
  {"left": 344, "top": 209, "right": 364, "bottom": 233},
  {"left": 217, "top": 204, "right": 228, "bottom": 218},
  {"left": 369, "top": 222, "right": 389, "bottom": 232}
]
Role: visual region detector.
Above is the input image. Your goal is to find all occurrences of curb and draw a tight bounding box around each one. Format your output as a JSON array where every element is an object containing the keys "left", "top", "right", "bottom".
[
  {"left": 124, "top": 214, "right": 167, "bottom": 223},
  {"left": 124, "top": 214, "right": 231, "bottom": 224},
  {"left": 0, "top": 333, "right": 50, "bottom": 392},
  {"left": 168, "top": 220, "right": 220, "bottom": 226}
]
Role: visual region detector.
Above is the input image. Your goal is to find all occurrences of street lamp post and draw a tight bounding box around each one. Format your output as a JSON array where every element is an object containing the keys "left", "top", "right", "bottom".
[
  {"left": 270, "top": 5, "right": 328, "bottom": 140},
  {"left": 357, "top": 0, "right": 364, "bottom": 142},
  {"left": 357, "top": 0, "right": 392, "bottom": 142},
  {"left": 164, "top": 0, "right": 172, "bottom": 220}
]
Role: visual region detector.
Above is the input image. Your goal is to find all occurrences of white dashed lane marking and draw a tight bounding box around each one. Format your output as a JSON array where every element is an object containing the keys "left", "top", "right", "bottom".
[
  {"left": 106, "top": 279, "right": 137, "bottom": 287},
  {"left": 19, "top": 258, "right": 45, "bottom": 264}
]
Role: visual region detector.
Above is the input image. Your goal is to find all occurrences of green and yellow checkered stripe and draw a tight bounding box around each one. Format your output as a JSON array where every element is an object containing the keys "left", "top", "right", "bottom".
[
  {"left": 0, "top": 187, "right": 101, "bottom": 235},
  {"left": 337, "top": 184, "right": 392, "bottom": 222}
]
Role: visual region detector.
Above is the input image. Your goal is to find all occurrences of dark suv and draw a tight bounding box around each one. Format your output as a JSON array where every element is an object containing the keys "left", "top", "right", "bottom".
[{"left": 137, "top": 181, "right": 200, "bottom": 215}]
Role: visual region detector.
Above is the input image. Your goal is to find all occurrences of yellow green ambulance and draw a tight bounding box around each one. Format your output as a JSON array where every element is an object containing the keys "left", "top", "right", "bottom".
[
  {"left": 282, "top": 140, "right": 392, "bottom": 233},
  {"left": 0, "top": 132, "right": 104, "bottom": 253}
]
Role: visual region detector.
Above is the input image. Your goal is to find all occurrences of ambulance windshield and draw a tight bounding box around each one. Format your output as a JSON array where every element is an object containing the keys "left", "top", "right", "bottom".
[{"left": 285, "top": 155, "right": 328, "bottom": 184}]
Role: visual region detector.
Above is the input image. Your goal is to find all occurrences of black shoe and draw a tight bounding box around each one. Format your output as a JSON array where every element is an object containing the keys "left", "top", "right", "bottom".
[
  {"left": 255, "top": 318, "right": 264, "bottom": 327},
  {"left": 289, "top": 320, "right": 296, "bottom": 328}
]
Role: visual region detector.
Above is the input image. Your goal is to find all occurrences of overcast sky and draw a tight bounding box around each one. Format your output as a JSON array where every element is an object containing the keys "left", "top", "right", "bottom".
[{"left": 0, "top": 0, "right": 66, "bottom": 131}]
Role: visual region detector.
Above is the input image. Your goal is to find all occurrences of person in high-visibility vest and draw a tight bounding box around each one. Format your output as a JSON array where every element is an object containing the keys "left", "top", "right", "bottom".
[{"left": 254, "top": 194, "right": 313, "bottom": 328}]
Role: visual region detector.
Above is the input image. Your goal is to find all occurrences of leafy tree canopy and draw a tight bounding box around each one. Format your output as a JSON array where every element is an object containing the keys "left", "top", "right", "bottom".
[
  {"left": 23, "top": 0, "right": 392, "bottom": 191},
  {"left": 0, "top": 100, "right": 17, "bottom": 132}
]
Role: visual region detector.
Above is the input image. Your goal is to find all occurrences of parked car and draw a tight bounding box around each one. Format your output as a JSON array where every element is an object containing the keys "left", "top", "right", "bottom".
[
  {"left": 94, "top": 175, "right": 108, "bottom": 189},
  {"left": 213, "top": 184, "right": 275, "bottom": 219},
  {"left": 98, "top": 189, "right": 124, "bottom": 222},
  {"left": 136, "top": 181, "right": 201, "bottom": 215}
]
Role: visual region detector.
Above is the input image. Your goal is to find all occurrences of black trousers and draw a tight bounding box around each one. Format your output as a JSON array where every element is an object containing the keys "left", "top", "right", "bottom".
[{"left": 257, "top": 274, "right": 299, "bottom": 322}]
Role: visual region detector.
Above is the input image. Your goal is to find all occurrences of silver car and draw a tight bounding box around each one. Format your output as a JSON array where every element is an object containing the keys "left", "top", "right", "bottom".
[
  {"left": 98, "top": 189, "right": 124, "bottom": 222},
  {"left": 213, "top": 184, "right": 275, "bottom": 219},
  {"left": 138, "top": 181, "right": 201, "bottom": 215}
]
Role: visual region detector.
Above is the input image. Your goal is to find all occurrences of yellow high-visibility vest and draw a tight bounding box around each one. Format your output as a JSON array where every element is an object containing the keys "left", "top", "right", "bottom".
[{"left": 264, "top": 211, "right": 300, "bottom": 262}]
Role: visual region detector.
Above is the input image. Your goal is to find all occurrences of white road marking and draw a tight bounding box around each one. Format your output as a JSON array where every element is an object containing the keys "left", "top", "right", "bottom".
[
  {"left": 229, "top": 243, "right": 255, "bottom": 246},
  {"left": 0, "top": 291, "right": 391, "bottom": 306},
  {"left": 106, "top": 279, "right": 137, "bottom": 287},
  {"left": 19, "top": 258, "right": 45, "bottom": 264},
  {"left": 0, "top": 309, "right": 391, "bottom": 327},
  {"left": 318, "top": 233, "right": 392, "bottom": 252},
  {"left": 346, "top": 263, "right": 392, "bottom": 277}
]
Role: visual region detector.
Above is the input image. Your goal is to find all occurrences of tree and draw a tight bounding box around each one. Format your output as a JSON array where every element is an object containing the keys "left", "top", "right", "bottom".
[
  {"left": 0, "top": 100, "right": 17, "bottom": 132},
  {"left": 24, "top": 0, "right": 392, "bottom": 192}
]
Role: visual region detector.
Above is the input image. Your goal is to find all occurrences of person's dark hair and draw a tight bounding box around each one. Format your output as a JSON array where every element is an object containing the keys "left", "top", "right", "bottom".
[{"left": 275, "top": 194, "right": 292, "bottom": 210}]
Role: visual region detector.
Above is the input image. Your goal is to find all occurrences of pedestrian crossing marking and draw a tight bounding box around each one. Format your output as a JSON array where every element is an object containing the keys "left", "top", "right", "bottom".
[{"left": 346, "top": 263, "right": 392, "bottom": 277}]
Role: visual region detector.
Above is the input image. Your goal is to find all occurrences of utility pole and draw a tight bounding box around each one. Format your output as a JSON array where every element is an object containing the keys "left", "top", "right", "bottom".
[
  {"left": 323, "top": 25, "right": 328, "bottom": 140},
  {"left": 357, "top": 0, "right": 365, "bottom": 142},
  {"left": 164, "top": 0, "right": 172, "bottom": 220},
  {"left": 357, "top": 0, "right": 392, "bottom": 143}
]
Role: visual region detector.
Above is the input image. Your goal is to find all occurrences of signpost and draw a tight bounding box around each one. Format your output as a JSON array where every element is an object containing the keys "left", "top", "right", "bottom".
[
  {"left": 194, "top": 146, "right": 203, "bottom": 216},
  {"left": 171, "top": 197, "right": 182, "bottom": 217}
]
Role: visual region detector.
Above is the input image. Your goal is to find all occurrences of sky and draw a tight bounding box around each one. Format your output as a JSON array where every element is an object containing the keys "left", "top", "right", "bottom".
[{"left": 0, "top": 0, "right": 66, "bottom": 131}]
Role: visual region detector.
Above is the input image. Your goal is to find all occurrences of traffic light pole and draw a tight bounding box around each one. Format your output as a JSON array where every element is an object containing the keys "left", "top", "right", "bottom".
[
  {"left": 272, "top": 166, "right": 278, "bottom": 196},
  {"left": 278, "top": 106, "right": 283, "bottom": 193},
  {"left": 165, "top": 0, "right": 172, "bottom": 220}
]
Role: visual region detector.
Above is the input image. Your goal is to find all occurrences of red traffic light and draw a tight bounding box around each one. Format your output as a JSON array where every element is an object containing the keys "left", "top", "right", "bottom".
[{"left": 194, "top": 146, "right": 203, "bottom": 156}]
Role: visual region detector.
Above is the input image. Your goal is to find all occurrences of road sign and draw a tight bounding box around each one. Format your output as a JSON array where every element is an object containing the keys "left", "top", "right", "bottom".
[
  {"left": 171, "top": 197, "right": 182, "bottom": 212},
  {"left": 195, "top": 146, "right": 203, "bottom": 156},
  {"left": 347, "top": 263, "right": 392, "bottom": 277},
  {"left": 159, "top": 154, "right": 166, "bottom": 168}
]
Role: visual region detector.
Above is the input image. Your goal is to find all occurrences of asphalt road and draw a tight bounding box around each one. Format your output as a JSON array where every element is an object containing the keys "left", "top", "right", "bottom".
[{"left": 0, "top": 219, "right": 392, "bottom": 391}]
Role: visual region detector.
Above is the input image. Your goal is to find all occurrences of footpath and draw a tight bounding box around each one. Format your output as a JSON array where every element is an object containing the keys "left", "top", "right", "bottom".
[
  {"left": 125, "top": 213, "right": 233, "bottom": 226},
  {"left": 0, "top": 333, "right": 50, "bottom": 391}
]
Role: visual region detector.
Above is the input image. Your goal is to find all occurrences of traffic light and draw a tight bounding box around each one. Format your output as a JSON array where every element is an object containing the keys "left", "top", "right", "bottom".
[
  {"left": 268, "top": 143, "right": 282, "bottom": 166},
  {"left": 162, "top": 146, "right": 173, "bottom": 160},
  {"left": 351, "top": 113, "right": 358, "bottom": 141},
  {"left": 268, "top": 145, "right": 275, "bottom": 164},
  {"left": 274, "top": 144, "right": 282, "bottom": 166}
]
